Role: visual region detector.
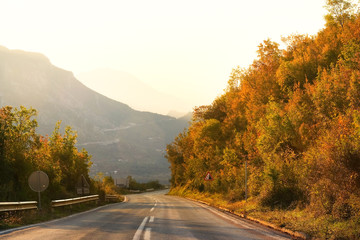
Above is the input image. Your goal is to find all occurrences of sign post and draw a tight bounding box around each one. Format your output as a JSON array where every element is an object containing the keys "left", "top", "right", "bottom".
[
  {"left": 28, "top": 171, "right": 49, "bottom": 210},
  {"left": 76, "top": 174, "right": 90, "bottom": 195},
  {"left": 245, "top": 159, "right": 247, "bottom": 202},
  {"left": 244, "top": 159, "right": 248, "bottom": 217}
]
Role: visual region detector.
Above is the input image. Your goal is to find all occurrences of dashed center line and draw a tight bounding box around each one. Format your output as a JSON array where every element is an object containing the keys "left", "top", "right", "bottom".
[
  {"left": 150, "top": 202, "right": 156, "bottom": 212},
  {"left": 132, "top": 216, "right": 149, "bottom": 240},
  {"left": 133, "top": 200, "right": 157, "bottom": 240},
  {"left": 144, "top": 227, "right": 151, "bottom": 240}
]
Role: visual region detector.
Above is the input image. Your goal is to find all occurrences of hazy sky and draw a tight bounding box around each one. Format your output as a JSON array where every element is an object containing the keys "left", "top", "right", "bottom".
[{"left": 1, "top": 0, "right": 328, "bottom": 112}]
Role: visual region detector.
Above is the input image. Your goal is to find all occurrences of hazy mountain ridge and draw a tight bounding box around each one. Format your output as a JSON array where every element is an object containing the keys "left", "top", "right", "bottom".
[
  {"left": 0, "top": 46, "right": 189, "bottom": 183},
  {"left": 77, "top": 69, "right": 193, "bottom": 116}
]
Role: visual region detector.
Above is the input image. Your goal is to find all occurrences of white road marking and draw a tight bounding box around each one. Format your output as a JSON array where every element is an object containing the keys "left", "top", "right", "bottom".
[
  {"left": 144, "top": 227, "right": 151, "bottom": 240},
  {"left": 150, "top": 200, "right": 157, "bottom": 212},
  {"left": 132, "top": 216, "right": 149, "bottom": 240},
  {"left": 193, "top": 202, "right": 289, "bottom": 240},
  {"left": 150, "top": 202, "right": 156, "bottom": 212},
  {"left": 149, "top": 216, "right": 155, "bottom": 222}
]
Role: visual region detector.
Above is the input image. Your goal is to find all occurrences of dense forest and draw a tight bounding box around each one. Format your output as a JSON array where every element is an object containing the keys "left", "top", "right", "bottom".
[
  {"left": 0, "top": 106, "right": 92, "bottom": 201},
  {"left": 166, "top": 0, "right": 360, "bottom": 233}
]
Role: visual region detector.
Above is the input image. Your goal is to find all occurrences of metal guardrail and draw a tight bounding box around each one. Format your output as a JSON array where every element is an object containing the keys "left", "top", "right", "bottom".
[
  {"left": 129, "top": 190, "right": 141, "bottom": 193},
  {"left": 105, "top": 195, "right": 119, "bottom": 202},
  {"left": 51, "top": 195, "right": 99, "bottom": 208},
  {"left": 0, "top": 201, "right": 38, "bottom": 212}
]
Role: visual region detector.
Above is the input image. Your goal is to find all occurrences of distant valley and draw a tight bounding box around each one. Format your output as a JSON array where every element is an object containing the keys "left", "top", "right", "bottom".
[{"left": 0, "top": 46, "right": 191, "bottom": 183}]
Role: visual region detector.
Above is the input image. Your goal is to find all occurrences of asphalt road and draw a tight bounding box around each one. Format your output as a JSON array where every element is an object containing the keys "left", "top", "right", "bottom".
[{"left": 0, "top": 190, "right": 291, "bottom": 240}]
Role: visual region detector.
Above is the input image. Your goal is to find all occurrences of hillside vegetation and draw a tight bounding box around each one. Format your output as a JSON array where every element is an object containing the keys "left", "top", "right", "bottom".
[
  {"left": 166, "top": 1, "right": 360, "bottom": 238},
  {"left": 0, "top": 106, "right": 92, "bottom": 201}
]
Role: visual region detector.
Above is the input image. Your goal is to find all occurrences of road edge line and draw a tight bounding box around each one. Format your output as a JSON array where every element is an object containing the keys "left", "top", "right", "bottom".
[
  {"left": 182, "top": 196, "right": 309, "bottom": 240},
  {"left": 0, "top": 197, "right": 128, "bottom": 236}
]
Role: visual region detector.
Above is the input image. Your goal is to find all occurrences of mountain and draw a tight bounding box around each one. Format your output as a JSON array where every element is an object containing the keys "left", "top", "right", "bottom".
[
  {"left": 0, "top": 46, "right": 189, "bottom": 183},
  {"left": 76, "top": 69, "right": 193, "bottom": 116},
  {"left": 167, "top": 110, "right": 190, "bottom": 119}
]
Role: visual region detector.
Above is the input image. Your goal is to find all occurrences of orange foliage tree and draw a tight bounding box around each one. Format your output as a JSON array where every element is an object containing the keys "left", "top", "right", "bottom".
[{"left": 166, "top": 0, "right": 360, "bottom": 217}]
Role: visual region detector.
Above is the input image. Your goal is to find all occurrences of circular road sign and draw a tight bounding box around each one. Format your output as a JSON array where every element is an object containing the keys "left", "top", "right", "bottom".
[{"left": 28, "top": 170, "right": 49, "bottom": 192}]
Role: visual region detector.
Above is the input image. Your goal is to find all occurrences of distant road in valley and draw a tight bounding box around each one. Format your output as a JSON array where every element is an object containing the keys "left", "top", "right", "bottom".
[{"left": 0, "top": 190, "right": 290, "bottom": 240}]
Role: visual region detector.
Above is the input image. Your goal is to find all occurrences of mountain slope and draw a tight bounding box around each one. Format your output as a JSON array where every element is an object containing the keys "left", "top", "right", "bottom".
[{"left": 0, "top": 46, "right": 189, "bottom": 183}]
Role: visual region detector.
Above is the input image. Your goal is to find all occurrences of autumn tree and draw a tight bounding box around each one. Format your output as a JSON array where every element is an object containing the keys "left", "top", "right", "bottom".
[
  {"left": 0, "top": 106, "right": 92, "bottom": 201},
  {"left": 49, "top": 122, "right": 92, "bottom": 195},
  {"left": 0, "top": 107, "right": 38, "bottom": 200},
  {"left": 325, "top": 0, "right": 356, "bottom": 28}
]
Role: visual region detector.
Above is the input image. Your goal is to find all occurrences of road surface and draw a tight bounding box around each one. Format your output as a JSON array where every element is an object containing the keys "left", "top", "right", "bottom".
[{"left": 0, "top": 190, "right": 291, "bottom": 240}]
